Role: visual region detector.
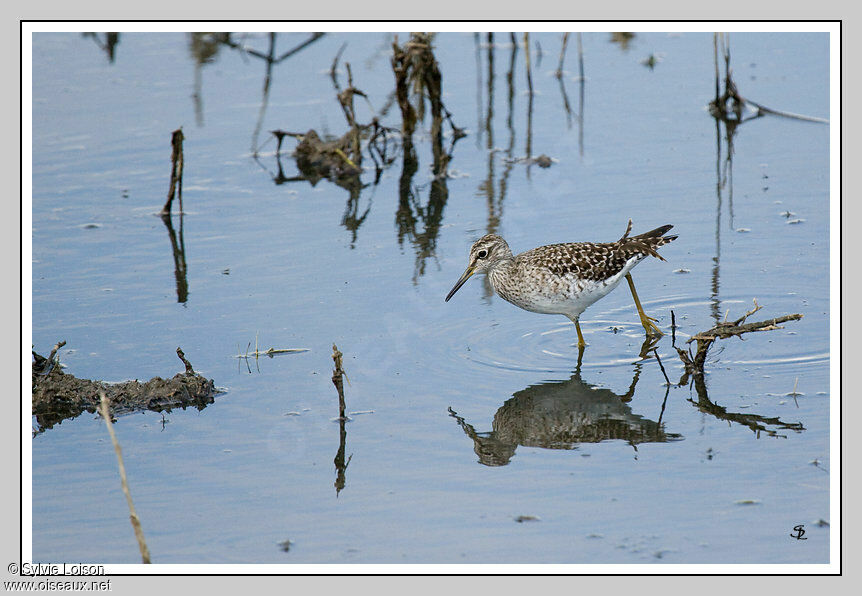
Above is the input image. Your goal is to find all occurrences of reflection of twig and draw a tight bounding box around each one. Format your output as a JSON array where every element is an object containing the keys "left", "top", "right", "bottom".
[
  {"left": 524, "top": 33, "right": 534, "bottom": 173},
  {"left": 159, "top": 212, "right": 188, "bottom": 303},
  {"left": 250, "top": 33, "right": 277, "bottom": 153},
  {"left": 709, "top": 33, "right": 827, "bottom": 124},
  {"left": 670, "top": 310, "right": 677, "bottom": 346},
  {"left": 220, "top": 32, "right": 324, "bottom": 63},
  {"left": 480, "top": 34, "right": 497, "bottom": 238},
  {"left": 577, "top": 32, "right": 585, "bottom": 156},
  {"left": 98, "top": 391, "right": 151, "bottom": 564},
  {"left": 686, "top": 382, "right": 805, "bottom": 438},
  {"left": 555, "top": 32, "right": 569, "bottom": 78},
  {"left": 275, "top": 32, "right": 325, "bottom": 62},
  {"left": 653, "top": 349, "right": 671, "bottom": 385},
  {"left": 391, "top": 34, "right": 460, "bottom": 280},
  {"left": 83, "top": 32, "right": 120, "bottom": 62}
]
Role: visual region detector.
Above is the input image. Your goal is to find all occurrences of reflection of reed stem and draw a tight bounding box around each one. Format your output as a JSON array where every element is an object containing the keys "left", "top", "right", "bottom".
[
  {"left": 160, "top": 212, "right": 188, "bottom": 303},
  {"left": 524, "top": 33, "right": 533, "bottom": 167},
  {"left": 250, "top": 33, "right": 276, "bottom": 154},
  {"left": 474, "top": 32, "right": 483, "bottom": 147},
  {"left": 577, "top": 33, "right": 584, "bottom": 156},
  {"left": 555, "top": 32, "right": 569, "bottom": 78},
  {"left": 713, "top": 33, "right": 720, "bottom": 103}
]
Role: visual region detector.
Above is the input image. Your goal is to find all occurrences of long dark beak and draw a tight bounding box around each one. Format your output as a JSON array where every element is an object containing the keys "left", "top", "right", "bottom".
[{"left": 445, "top": 266, "right": 476, "bottom": 302}]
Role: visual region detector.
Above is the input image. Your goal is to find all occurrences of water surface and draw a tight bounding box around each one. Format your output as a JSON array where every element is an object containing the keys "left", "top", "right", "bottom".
[{"left": 30, "top": 30, "right": 831, "bottom": 565}]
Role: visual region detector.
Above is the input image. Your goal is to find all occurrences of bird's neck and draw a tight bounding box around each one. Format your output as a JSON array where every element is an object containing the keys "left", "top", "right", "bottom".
[{"left": 487, "top": 257, "right": 516, "bottom": 296}]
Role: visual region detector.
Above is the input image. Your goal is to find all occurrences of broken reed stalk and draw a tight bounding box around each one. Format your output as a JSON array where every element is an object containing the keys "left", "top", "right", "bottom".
[
  {"left": 162, "top": 128, "right": 184, "bottom": 215},
  {"left": 98, "top": 391, "right": 151, "bottom": 564},
  {"left": 676, "top": 300, "right": 803, "bottom": 375},
  {"left": 390, "top": 36, "right": 417, "bottom": 148},
  {"left": 331, "top": 344, "right": 346, "bottom": 419},
  {"left": 46, "top": 340, "right": 66, "bottom": 364},
  {"left": 176, "top": 347, "right": 195, "bottom": 375},
  {"left": 33, "top": 339, "right": 66, "bottom": 374}
]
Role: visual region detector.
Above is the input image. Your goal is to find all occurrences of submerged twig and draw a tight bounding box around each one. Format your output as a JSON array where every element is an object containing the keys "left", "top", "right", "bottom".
[
  {"left": 676, "top": 299, "right": 803, "bottom": 375},
  {"left": 98, "top": 391, "right": 151, "bottom": 564},
  {"left": 162, "top": 128, "right": 184, "bottom": 215},
  {"left": 32, "top": 339, "right": 66, "bottom": 375},
  {"left": 176, "top": 347, "right": 195, "bottom": 375},
  {"left": 232, "top": 333, "right": 309, "bottom": 359},
  {"left": 331, "top": 344, "right": 347, "bottom": 420}
]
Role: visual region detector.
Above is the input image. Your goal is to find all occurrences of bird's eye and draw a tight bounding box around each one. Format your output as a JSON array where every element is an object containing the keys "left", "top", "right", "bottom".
[{"left": 477, "top": 249, "right": 488, "bottom": 259}]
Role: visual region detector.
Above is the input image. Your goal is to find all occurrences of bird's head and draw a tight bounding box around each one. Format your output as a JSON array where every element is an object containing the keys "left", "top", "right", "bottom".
[{"left": 445, "top": 234, "right": 513, "bottom": 302}]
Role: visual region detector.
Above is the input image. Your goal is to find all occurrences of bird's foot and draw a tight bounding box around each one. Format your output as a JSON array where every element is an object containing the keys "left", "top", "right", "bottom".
[{"left": 639, "top": 313, "right": 664, "bottom": 337}]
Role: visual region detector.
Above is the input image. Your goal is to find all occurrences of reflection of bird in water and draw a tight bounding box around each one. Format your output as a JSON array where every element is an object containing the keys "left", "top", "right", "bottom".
[
  {"left": 449, "top": 365, "right": 681, "bottom": 467},
  {"left": 445, "top": 220, "right": 677, "bottom": 347}
]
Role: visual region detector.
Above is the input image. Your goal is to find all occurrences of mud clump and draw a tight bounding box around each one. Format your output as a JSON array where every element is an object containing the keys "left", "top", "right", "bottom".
[{"left": 32, "top": 343, "right": 218, "bottom": 434}]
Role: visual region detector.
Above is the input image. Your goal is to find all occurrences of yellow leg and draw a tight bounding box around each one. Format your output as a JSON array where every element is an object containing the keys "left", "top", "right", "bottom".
[
  {"left": 574, "top": 318, "right": 586, "bottom": 348},
  {"left": 625, "top": 273, "right": 663, "bottom": 337}
]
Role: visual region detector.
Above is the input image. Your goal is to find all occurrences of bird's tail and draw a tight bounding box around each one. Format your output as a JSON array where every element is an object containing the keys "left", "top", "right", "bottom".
[{"left": 618, "top": 219, "right": 678, "bottom": 261}]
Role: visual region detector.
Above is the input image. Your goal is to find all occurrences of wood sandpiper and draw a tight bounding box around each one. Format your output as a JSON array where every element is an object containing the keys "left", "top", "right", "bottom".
[{"left": 445, "top": 220, "right": 677, "bottom": 348}]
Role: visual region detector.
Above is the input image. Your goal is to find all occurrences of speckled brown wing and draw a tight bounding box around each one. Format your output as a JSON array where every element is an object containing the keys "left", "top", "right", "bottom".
[{"left": 517, "top": 226, "right": 677, "bottom": 283}]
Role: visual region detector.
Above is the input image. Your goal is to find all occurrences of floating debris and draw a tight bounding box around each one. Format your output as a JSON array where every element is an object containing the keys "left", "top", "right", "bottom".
[
  {"left": 532, "top": 154, "right": 553, "bottom": 168},
  {"left": 676, "top": 299, "right": 803, "bottom": 377},
  {"left": 234, "top": 333, "right": 309, "bottom": 359},
  {"left": 673, "top": 268, "right": 691, "bottom": 274},
  {"left": 640, "top": 53, "right": 663, "bottom": 69},
  {"left": 514, "top": 515, "right": 541, "bottom": 523},
  {"left": 735, "top": 499, "right": 761, "bottom": 506}
]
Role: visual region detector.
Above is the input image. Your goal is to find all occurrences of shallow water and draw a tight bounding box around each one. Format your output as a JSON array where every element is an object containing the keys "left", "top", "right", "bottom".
[{"left": 30, "top": 31, "right": 831, "bottom": 565}]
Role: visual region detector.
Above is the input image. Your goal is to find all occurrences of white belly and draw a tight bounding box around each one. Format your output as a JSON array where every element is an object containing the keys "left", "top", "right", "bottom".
[{"left": 491, "top": 256, "right": 642, "bottom": 319}]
